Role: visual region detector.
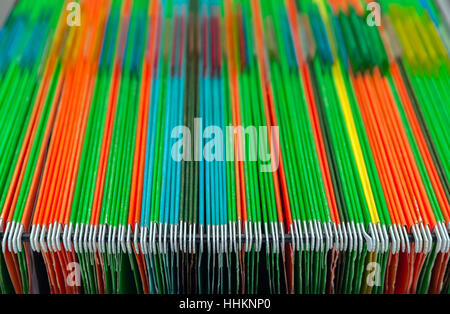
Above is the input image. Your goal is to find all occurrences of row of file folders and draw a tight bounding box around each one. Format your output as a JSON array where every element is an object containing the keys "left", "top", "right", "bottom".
[{"left": 0, "top": 0, "right": 449, "bottom": 294}]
